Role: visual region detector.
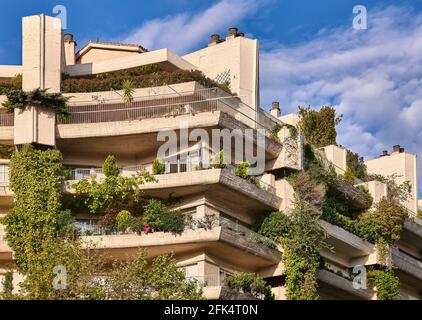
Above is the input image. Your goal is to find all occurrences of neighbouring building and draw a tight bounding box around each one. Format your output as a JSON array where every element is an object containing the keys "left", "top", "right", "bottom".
[{"left": 0, "top": 14, "right": 421, "bottom": 300}]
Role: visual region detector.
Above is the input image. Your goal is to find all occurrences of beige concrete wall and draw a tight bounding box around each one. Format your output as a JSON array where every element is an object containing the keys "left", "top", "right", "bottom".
[
  {"left": 321, "top": 145, "right": 347, "bottom": 175},
  {"left": 78, "top": 47, "right": 143, "bottom": 65},
  {"left": 275, "top": 179, "right": 294, "bottom": 212},
  {"left": 365, "top": 152, "right": 418, "bottom": 214},
  {"left": 14, "top": 106, "right": 56, "bottom": 146},
  {"left": 0, "top": 65, "right": 22, "bottom": 78},
  {"left": 22, "top": 15, "right": 62, "bottom": 92},
  {"left": 279, "top": 113, "right": 300, "bottom": 127},
  {"left": 357, "top": 180, "right": 388, "bottom": 205},
  {"left": 183, "top": 36, "right": 259, "bottom": 109}
]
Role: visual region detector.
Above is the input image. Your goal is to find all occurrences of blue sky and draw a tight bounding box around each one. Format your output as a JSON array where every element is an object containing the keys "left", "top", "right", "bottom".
[{"left": 1, "top": 0, "right": 422, "bottom": 197}]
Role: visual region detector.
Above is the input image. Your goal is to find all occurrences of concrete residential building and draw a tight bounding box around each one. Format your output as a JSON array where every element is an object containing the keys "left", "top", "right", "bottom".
[{"left": 0, "top": 14, "right": 421, "bottom": 300}]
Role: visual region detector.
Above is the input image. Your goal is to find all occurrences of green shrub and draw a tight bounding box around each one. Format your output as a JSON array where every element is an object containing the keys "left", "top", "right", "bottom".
[
  {"left": 142, "top": 199, "right": 185, "bottom": 234},
  {"left": 152, "top": 159, "right": 165, "bottom": 175},
  {"left": 253, "top": 211, "right": 290, "bottom": 242},
  {"left": 61, "top": 69, "right": 231, "bottom": 94},
  {"left": 129, "top": 216, "right": 144, "bottom": 234},
  {"left": 210, "top": 150, "right": 226, "bottom": 169},
  {"left": 368, "top": 269, "right": 399, "bottom": 300},
  {"left": 343, "top": 166, "right": 355, "bottom": 184},
  {"left": 225, "top": 273, "right": 274, "bottom": 300},
  {"left": 298, "top": 106, "right": 343, "bottom": 148},
  {"left": 116, "top": 210, "right": 132, "bottom": 232},
  {"left": 102, "top": 155, "right": 120, "bottom": 177},
  {"left": 235, "top": 161, "right": 250, "bottom": 180},
  {"left": 346, "top": 149, "right": 368, "bottom": 181},
  {"left": 1, "top": 271, "right": 13, "bottom": 298},
  {"left": 2, "top": 88, "right": 70, "bottom": 119},
  {"left": 0, "top": 75, "right": 22, "bottom": 95},
  {"left": 359, "top": 197, "right": 408, "bottom": 245}
]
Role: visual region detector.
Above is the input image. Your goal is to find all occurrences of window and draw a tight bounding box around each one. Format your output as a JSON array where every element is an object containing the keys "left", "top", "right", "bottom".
[{"left": 0, "top": 165, "right": 9, "bottom": 183}]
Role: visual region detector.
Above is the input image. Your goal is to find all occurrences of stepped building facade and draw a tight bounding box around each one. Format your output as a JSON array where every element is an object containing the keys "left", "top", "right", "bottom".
[{"left": 0, "top": 14, "right": 421, "bottom": 300}]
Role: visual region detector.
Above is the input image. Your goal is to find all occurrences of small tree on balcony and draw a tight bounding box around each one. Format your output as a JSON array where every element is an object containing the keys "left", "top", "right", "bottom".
[
  {"left": 122, "top": 80, "right": 135, "bottom": 103},
  {"left": 152, "top": 158, "right": 165, "bottom": 175}
]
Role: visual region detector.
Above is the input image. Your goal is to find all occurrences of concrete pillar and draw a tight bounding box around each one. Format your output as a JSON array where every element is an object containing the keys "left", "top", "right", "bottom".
[
  {"left": 22, "top": 14, "right": 62, "bottom": 92},
  {"left": 63, "top": 33, "right": 76, "bottom": 65},
  {"left": 15, "top": 14, "right": 62, "bottom": 147}
]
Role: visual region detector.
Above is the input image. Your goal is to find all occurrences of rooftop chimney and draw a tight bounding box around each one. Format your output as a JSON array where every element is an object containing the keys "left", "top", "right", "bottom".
[
  {"left": 381, "top": 150, "right": 389, "bottom": 157},
  {"left": 63, "top": 33, "right": 76, "bottom": 65},
  {"left": 270, "top": 101, "right": 281, "bottom": 118},
  {"left": 209, "top": 34, "right": 222, "bottom": 46},
  {"left": 226, "top": 27, "right": 242, "bottom": 40},
  {"left": 228, "top": 27, "right": 238, "bottom": 36},
  {"left": 393, "top": 145, "right": 401, "bottom": 154}
]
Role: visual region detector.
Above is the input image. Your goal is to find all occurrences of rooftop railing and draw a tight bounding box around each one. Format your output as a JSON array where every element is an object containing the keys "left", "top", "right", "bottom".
[{"left": 59, "top": 87, "right": 278, "bottom": 138}]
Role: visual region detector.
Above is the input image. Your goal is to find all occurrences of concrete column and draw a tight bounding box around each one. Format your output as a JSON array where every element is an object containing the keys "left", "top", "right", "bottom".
[
  {"left": 63, "top": 33, "right": 76, "bottom": 65},
  {"left": 15, "top": 14, "right": 62, "bottom": 147}
]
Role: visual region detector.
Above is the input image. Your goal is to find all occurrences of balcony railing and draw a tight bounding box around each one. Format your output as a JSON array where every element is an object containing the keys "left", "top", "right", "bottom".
[
  {"left": 68, "top": 163, "right": 277, "bottom": 195},
  {"left": 59, "top": 87, "right": 277, "bottom": 138},
  {"left": 74, "top": 215, "right": 278, "bottom": 250},
  {"left": 0, "top": 111, "right": 14, "bottom": 127},
  {"left": 185, "top": 274, "right": 222, "bottom": 287},
  {"left": 68, "top": 165, "right": 145, "bottom": 180}
]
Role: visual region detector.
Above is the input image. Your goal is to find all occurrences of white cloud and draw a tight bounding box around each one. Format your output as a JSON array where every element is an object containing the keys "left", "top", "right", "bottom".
[
  {"left": 121, "top": 0, "right": 262, "bottom": 54},
  {"left": 260, "top": 6, "right": 422, "bottom": 192}
]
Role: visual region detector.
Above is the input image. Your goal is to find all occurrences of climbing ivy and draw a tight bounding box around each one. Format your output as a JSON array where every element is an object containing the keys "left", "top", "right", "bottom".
[
  {"left": 2, "top": 145, "right": 72, "bottom": 273},
  {"left": 368, "top": 269, "right": 399, "bottom": 300},
  {"left": 255, "top": 172, "right": 328, "bottom": 300}
]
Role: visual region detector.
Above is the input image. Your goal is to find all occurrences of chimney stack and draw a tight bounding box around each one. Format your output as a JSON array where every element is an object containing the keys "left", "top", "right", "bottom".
[
  {"left": 381, "top": 150, "right": 389, "bottom": 157},
  {"left": 393, "top": 145, "right": 401, "bottom": 154},
  {"left": 63, "top": 33, "right": 76, "bottom": 65},
  {"left": 226, "top": 27, "right": 242, "bottom": 40},
  {"left": 209, "top": 34, "right": 222, "bottom": 46},
  {"left": 270, "top": 101, "right": 281, "bottom": 118}
]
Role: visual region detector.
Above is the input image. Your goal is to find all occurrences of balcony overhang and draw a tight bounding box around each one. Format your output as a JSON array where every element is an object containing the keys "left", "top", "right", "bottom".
[
  {"left": 64, "top": 169, "right": 282, "bottom": 217},
  {"left": 139, "top": 169, "right": 282, "bottom": 215},
  {"left": 319, "top": 220, "right": 376, "bottom": 268},
  {"left": 82, "top": 226, "right": 280, "bottom": 270},
  {"left": 65, "top": 48, "right": 196, "bottom": 77},
  {"left": 317, "top": 269, "right": 375, "bottom": 300}
]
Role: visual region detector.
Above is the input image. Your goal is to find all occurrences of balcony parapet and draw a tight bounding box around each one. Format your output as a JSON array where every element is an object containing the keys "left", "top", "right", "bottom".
[
  {"left": 317, "top": 269, "right": 375, "bottom": 300},
  {"left": 390, "top": 246, "right": 422, "bottom": 281}
]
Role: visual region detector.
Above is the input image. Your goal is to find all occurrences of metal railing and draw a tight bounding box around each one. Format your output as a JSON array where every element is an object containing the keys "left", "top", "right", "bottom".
[
  {"left": 185, "top": 274, "right": 222, "bottom": 287},
  {"left": 68, "top": 165, "right": 145, "bottom": 180},
  {"left": 74, "top": 215, "right": 278, "bottom": 250},
  {"left": 219, "top": 216, "right": 278, "bottom": 249},
  {"left": 59, "top": 87, "right": 277, "bottom": 138},
  {"left": 0, "top": 112, "right": 14, "bottom": 127}
]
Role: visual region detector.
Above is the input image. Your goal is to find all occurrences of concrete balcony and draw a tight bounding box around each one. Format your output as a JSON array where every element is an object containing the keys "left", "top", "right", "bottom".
[
  {"left": 391, "top": 246, "right": 422, "bottom": 282},
  {"left": 64, "top": 168, "right": 283, "bottom": 220},
  {"left": 82, "top": 224, "right": 281, "bottom": 271},
  {"left": 319, "top": 220, "right": 377, "bottom": 268},
  {"left": 317, "top": 269, "right": 375, "bottom": 300},
  {"left": 398, "top": 218, "right": 422, "bottom": 260},
  {"left": 56, "top": 84, "right": 283, "bottom": 161}
]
